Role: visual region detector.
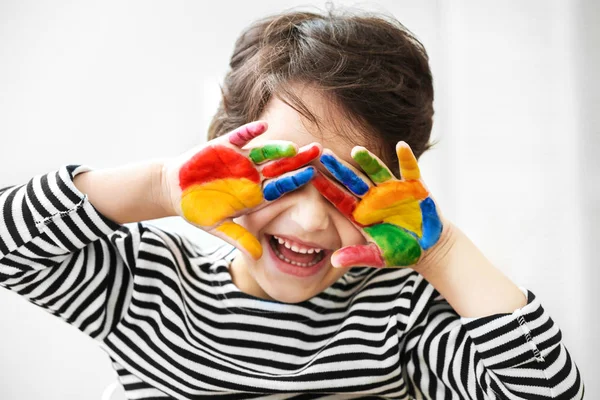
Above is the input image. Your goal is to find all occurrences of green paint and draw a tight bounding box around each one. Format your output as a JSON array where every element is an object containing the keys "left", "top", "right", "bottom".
[
  {"left": 353, "top": 150, "right": 393, "bottom": 183},
  {"left": 364, "top": 223, "right": 422, "bottom": 266},
  {"left": 249, "top": 144, "right": 296, "bottom": 163}
]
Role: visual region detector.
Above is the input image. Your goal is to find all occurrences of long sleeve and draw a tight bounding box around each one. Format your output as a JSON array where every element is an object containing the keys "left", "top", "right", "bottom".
[
  {"left": 400, "top": 281, "right": 584, "bottom": 399},
  {"left": 0, "top": 165, "right": 139, "bottom": 340}
]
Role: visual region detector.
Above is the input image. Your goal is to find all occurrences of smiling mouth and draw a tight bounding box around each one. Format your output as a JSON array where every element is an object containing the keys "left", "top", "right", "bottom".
[{"left": 267, "top": 234, "right": 326, "bottom": 267}]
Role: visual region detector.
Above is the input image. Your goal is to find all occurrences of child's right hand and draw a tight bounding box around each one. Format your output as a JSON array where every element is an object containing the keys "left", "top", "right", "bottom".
[{"left": 161, "top": 121, "right": 321, "bottom": 260}]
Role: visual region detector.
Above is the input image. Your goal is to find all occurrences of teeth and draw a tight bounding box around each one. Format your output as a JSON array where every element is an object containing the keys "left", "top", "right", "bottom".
[
  {"left": 271, "top": 237, "right": 324, "bottom": 267},
  {"left": 272, "top": 235, "right": 324, "bottom": 254}
]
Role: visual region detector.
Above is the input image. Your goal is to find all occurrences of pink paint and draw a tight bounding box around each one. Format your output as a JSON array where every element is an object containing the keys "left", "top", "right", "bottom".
[
  {"left": 331, "top": 243, "right": 385, "bottom": 268},
  {"left": 227, "top": 121, "right": 268, "bottom": 147}
]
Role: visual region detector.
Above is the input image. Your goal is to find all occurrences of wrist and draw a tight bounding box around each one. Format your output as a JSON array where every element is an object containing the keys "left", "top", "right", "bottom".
[
  {"left": 413, "top": 218, "right": 458, "bottom": 277},
  {"left": 151, "top": 160, "right": 177, "bottom": 218},
  {"left": 412, "top": 219, "right": 527, "bottom": 317}
]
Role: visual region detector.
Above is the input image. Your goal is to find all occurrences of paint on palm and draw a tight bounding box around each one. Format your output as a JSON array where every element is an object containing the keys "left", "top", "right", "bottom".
[
  {"left": 314, "top": 144, "right": 442, "bottom": 268},
  {"left": 178, "top": 121, "right": 319, "bottom": 260}
]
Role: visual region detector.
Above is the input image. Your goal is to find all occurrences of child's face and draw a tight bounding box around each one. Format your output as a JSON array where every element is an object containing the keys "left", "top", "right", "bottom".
[{"left": 230, "top": 88, "right": 369, "bottom": 303}]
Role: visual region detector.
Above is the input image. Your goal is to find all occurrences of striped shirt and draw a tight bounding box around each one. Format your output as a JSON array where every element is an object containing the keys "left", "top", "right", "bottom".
[{"left": 0, "top": 165, "right": 584, "bottom": 399}]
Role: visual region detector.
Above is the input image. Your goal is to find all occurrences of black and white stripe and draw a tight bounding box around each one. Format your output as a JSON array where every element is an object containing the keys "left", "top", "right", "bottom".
[{"left": 0, "top": 166, "right": 585, "bottom": 399}]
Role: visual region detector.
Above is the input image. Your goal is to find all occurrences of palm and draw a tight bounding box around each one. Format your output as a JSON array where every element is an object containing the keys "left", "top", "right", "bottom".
[
  {"left": 163, "top": 121, "right": 320, "bottom": 260},
  {"left": 312, "top": 142, "right": 442, "bottom": 268}
]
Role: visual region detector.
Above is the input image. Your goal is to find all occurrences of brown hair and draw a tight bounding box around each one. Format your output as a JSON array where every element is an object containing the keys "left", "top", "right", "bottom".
[{"left": 208, "top": 8, "right": 434, "bottom": 175}]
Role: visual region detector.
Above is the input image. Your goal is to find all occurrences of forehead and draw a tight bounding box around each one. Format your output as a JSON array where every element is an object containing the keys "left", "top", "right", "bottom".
[{"left": 250, "top": 90, "right": 363, "bottom": 168}]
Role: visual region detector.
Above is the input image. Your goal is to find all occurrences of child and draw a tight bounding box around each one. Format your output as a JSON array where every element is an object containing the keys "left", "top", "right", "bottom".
[{"left": 0, "top": 9, "right": 584, "bottom": 400}]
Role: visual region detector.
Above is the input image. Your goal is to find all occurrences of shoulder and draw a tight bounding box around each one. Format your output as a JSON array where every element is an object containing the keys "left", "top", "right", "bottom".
[{"left": 107, "top": 221, "right": 232, "bottom": 270}]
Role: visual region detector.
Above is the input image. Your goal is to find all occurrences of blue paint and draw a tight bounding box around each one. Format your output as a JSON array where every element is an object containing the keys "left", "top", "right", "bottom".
[
  {"left": 418, "top": 197, "right": 442, "bottom": 250},
  {"left": 320, "top": 154, "right": 369, "bottom": 196},
  {"left": 263, "top": 167, "right": 315, "bottom": 201}
]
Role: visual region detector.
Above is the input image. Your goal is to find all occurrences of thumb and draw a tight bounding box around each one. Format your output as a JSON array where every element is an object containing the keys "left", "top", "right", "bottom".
[
  {"left": 331, "top": 243, "right": 386, "bottom": 269},
  {"left": 211, "top": 220, "right": 262, "bottom": 260}
]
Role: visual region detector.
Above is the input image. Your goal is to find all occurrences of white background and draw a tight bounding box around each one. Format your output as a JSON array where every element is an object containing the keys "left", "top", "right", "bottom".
[{"left": 1, "top": 1, "right": 598, "bottom": 399}]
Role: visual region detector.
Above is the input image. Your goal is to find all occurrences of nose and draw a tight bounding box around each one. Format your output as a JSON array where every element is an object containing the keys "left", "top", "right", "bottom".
[{"left": 289, "top": 184, "right": 331, "bottom": 232}]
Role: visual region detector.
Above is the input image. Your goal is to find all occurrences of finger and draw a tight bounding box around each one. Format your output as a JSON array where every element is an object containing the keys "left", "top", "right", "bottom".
[
  {"left": 261, "top": 143, "right": 321, "bottom": 178},
  {"left": 248, "top": 141, "right": 298, "bottom": 164},
  {"left": 331, "top": 243, "right": 385, "bottom": 268},
  {"left": 227, "top": 121, "right": 268, "bottom": 147},
  {"left": 397, "top": 141, "right": 421, "bottom": 180},
  {"left": 212, "top": 220, "right": 263, "bottom": 260},
  {"left": 351, "top": 146, "right": 395, "bottom": 184},
  {"left": 364, "top": 223, "right": 422, "bottom": 266},
  {"left": 417, "top": 197, "right": 443, "bottom": 250},
  {"left": 352, "top": 180, "right": 429, "bottom": 226},
  {"left": 311, "top": 171, "right": 359, "bottom": 221},
  {"left": 320, "top": 149, "right": 372, "bottom": 196},
  {"left": 262, "top": 166, "right": 316, "bottom": 201}
]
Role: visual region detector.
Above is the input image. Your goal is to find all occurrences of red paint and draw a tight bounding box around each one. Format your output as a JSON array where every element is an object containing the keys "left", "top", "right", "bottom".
[
  {"left": 261, "top": 145, "right": 320, "bottom": 178},
  {"left": 228, "top": 121, "right": 267, "bottom": 147},
  {"left": 179, "top": 145, "right": 259, "bottom": 190},
  {"left": 332, "top": 243, "right": 385, "bottom": 268},
  {"left": 311, "top": 172, "right": 358, "bottom": 219}
]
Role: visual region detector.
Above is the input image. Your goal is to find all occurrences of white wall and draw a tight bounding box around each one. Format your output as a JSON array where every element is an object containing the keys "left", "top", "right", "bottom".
[{"left": 0, "top": 1, "right": 596, "bottom": 398}]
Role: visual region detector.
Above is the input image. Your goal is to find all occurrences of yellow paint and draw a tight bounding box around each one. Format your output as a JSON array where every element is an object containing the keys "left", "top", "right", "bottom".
[
  {"left": 382, "top": 212, "right": 422, "bottom": 238},
  {"left": 397, "top": 145, "right": 421, "bottom": 180},
  {"left": 180, "top": 178, "right": 263, "bottom": 226},
  {"left": 355, "top": 199, "right": 423, "bottom": 236},
  {"left": 216, "top": 221, "right": 263, "bottom": 260}
]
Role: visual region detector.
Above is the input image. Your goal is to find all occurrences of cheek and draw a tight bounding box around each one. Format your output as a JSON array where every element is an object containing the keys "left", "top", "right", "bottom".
[
  {"left": 333, "top": 214, "right": 367, "bottom": 249},
  {"left": 233, "top": 202, "right": 285, "bottom": 236},
  {"left": 233, "top": 214, "right": 260, "bottom": 235}
]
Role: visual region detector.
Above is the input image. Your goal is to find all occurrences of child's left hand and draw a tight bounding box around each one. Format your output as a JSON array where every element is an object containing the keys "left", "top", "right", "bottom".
[{"left": 311, "top": 141, "right": 444, "bottom": 269}]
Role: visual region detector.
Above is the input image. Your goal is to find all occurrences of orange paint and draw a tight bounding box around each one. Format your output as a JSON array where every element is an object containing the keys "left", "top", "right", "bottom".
[
  {"left": 353, "top": 180, "right": 428, "bottom": 224},
  {"left": 180, "top": 178, "right": 263, "bottom": 227},
  {"left": 397, "top": 144, "right": 421, "bottom": 181}
]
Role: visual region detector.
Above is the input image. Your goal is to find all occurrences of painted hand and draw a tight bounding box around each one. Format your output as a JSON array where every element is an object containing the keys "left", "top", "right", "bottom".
[
  {"left": 311, "top": 142, "right": 443, "bottom": 268},
  {"left": 163, "top": 121, "right": 321, "bottom": 260}
]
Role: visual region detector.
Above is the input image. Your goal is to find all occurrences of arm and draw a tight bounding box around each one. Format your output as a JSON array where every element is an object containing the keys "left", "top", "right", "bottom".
[
  {"left": 312, "top": 142, "right": 584, "bottom": 399},
  {"left": 0, "top": 165, "right": 137, "bottom": 339},
  {"left": 1, "top": 121, "right": 320, "bottom": 338},
  {"left": 72, "top": 160, "right": 174, "bottom": 224},
  {"left": 399, "top": 273, "right": 584, "bottom": 399},
  {"left": 415, "top": 221, "right": 527, "bottom": 318},
  {"left": 401, "top": 223, "right": 584, "bottom": 399}
]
